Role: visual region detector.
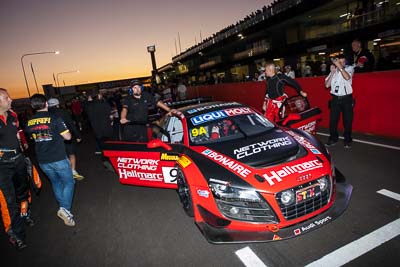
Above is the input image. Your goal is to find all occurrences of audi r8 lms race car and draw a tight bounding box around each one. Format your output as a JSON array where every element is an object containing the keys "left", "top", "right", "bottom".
[{"left": 102, "top": 101, "right": 352, "bottom": 244}]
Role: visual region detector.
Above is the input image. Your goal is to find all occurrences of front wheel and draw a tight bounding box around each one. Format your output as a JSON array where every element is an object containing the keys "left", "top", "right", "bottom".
[{"left": 176, "top": 170, "right": 194, "bottom": 217}]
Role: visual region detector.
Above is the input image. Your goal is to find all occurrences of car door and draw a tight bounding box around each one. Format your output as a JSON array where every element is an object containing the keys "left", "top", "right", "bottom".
[{"left": 103, "top": 116, "right": 182, "bottom": 189}]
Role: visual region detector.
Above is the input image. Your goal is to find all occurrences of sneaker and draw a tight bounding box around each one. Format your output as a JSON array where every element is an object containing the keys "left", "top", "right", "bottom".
[
  {"left": 72, "top": 170, "right": 85, "bottom": 181},
  {"left": 325, "top": 139, "right": 338, "bottom": 147},
  {"left": 7, "top": 230, "right": 27, "bottom": 250},
  {"left": 21, "top": 214, "right": 35, "bottom": 227},
  {"left": 57, "top": 208, "right": 76, "bottom": 227},
  {"left": 344, "top": 142, "right": 352, "bottom": 149}
]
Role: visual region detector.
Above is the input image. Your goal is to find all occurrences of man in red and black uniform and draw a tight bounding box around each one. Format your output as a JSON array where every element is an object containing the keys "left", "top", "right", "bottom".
[
  {"left": 262, "top": 63, "right": 307, "bottom": 122},
  {"left": 0, "top": 88, "right": 27, "bottom": 249}
]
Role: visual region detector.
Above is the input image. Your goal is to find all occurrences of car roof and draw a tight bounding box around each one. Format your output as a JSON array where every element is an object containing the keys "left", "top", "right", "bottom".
[{"left": 179, "top": 101, "right": 248, "bottom": 119}]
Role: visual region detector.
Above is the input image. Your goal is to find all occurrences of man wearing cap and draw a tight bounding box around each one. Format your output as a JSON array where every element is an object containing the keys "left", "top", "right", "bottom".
[
  {"left": 48, "top": 98, "right": 84, "bottom": 180},
  {"left": 120, "top": 79, "right": 178, "bottom": 142}
]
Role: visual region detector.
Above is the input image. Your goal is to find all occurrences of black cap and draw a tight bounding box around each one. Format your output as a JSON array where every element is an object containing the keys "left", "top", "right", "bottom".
[{"left": 130, "top": 79, "right": 142, "bottom": 87}]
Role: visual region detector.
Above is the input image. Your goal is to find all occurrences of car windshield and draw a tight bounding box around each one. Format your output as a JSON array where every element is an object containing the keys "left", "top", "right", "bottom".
[{"left": 188, "top": 112, "right": 274, "bottom": 145}]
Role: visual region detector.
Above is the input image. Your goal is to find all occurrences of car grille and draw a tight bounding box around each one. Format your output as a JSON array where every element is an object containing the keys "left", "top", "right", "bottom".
[{"left": 275, "top": 179, "right": 331, "bottom": 220}]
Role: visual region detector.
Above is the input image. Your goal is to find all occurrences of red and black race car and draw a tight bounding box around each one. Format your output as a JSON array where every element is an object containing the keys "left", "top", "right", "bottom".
[{"left": 103, "top": 101, "right": 352, "bottom": 244}]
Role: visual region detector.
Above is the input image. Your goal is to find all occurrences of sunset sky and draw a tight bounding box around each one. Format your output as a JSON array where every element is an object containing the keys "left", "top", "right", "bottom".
[{"left": 0, "top": 0, "right": 269, "bottom": 99}]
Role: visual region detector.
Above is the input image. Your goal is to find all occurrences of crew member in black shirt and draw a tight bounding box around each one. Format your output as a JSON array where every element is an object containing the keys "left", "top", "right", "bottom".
[
  {"left": 262, "top": 63, "right": 307, "bottom": 122},
  {"left": 351, "top": 39, "right": 375, "bottom": 73},
  {"left": 0, "top": 88, "right": 27, "bottom": 249},
  {"left": 120, "top": 79, "right": 178, "bottom": 142}
]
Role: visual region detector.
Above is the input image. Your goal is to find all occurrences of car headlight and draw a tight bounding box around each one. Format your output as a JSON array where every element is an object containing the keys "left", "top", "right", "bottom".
[{"left": 209, "top": 181, "right": 278, "bottom": 223}]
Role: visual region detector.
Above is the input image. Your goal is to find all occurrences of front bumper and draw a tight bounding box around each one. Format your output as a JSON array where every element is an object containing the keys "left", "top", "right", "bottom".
[{"left": 196, "top": 182, "right": 353, "bottom": 244}]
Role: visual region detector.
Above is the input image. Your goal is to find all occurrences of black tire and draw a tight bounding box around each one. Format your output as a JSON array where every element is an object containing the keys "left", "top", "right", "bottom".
[{"left": 176, "top": 170, "right": 194, "bottom": 217}]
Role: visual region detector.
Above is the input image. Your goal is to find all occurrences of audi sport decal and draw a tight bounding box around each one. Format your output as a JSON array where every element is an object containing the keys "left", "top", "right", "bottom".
[
  {"left": 187, "top": 102, "right": 239, "bottom": 114},
  {"left": 202, "top": 149, "right": 252, "bottom": 178},
  {"left": 293, "top": 216, "right": 332, "bottom": 235},
  {"left": 262, "top": 160, "right": 323, "bottom": 186},
  {"left": 233, "top": 137, "right": 292, "bottom": 159}
]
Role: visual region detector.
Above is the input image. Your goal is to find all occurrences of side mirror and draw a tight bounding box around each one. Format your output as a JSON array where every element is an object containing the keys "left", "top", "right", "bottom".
[
  {"left": 282, "top": 113, "right": 301, "bottom": 126},
  {"left": 147, "top": 139, "right": 172, "bottom": 151}
]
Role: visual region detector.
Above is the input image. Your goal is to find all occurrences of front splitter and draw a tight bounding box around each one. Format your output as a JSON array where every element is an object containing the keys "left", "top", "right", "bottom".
[{"left": 196, "top": 182, "right": 353, "bottom": 244}]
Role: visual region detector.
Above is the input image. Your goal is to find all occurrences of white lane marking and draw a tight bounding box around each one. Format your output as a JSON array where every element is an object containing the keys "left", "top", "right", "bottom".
[
  {"left": 317, "top": 132, "right": 400, "bottom": 151},
  {"left": 305, "top": 218, "right": 400, "bottom": 267},
  {"left": 377, "top": 189, "right": 400, "bottom": 202},
  {"left": 305, "top": 190, "right": 400, "bottom": 267},
  {"left": 236, "top": 246, "right": 267, "bottom": 267}
]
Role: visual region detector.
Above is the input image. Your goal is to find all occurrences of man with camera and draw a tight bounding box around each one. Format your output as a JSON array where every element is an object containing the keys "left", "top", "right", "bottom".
[{"left": 324, "top": 54, "right": 355, "bottom": 148}]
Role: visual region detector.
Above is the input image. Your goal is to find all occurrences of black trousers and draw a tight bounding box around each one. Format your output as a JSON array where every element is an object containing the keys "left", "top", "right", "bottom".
[
  {"left": 0, "top": 155, "right": 26, "bottom": 239},
  {"left": 329, "top": 94, "right": 354, "bottom": 143},
  {"left": 122, "top": 124, "right": 148, "bottom": 142}
]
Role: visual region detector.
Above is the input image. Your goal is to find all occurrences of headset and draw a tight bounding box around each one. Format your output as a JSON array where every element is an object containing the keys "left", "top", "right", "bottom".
[{"left": 128, "top": 84, "right": 144, "bottom": 95}]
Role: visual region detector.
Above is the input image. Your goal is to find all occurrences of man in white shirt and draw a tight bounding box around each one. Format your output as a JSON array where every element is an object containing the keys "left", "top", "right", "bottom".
[
  {"left": 284, "top": 65, "right": 295, "bottom": 79},
  {"left": 257, "top": 67, "right": 266, "bottom": 81},
  {"left": 324, "top": 54, "right": 355, "bottom": 148},
  {"left": 176, "top": 80, "right": 187, "bottom": 101}
]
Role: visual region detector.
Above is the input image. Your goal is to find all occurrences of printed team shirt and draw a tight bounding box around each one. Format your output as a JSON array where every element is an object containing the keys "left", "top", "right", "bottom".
[
  {"left": 326, "top": 66, "right": 354, "bottom": 96},
  {"left": 26, "top": 111, "right": 69, "bottom": 163}
]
